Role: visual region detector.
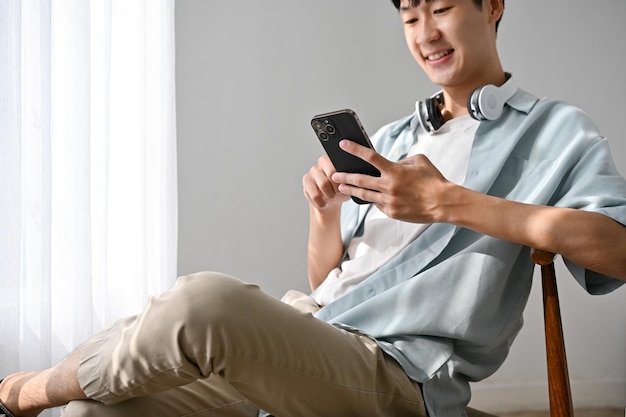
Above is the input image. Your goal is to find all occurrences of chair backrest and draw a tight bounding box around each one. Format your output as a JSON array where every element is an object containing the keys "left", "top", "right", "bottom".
[{"left": 530, "top": 248, "right": 574, "bottom": 417}]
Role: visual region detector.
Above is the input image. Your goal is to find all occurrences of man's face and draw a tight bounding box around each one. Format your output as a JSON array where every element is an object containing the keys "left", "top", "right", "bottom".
[{"left": 399, "top": 0, "right": 500, "bottom": 90}]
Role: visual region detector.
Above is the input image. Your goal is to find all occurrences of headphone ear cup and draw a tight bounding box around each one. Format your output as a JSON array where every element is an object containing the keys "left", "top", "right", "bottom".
[
  {"left": 426, "top": 97, "right": 445, "bottom": 131},
  {"left": 417, "top": 100, "right": 432, "bottom": 133},
  {"left": 474, "top": 84, "right": 503, "bottom": 121},
  {"left": 417, "top": 97, "right": 444, "bottom": 133},
  {"left": 467, "top": 86, "right": 484, "bottom": 120},
  {"left": 467, "top": 75, "right": 517, "bottom": 121}
]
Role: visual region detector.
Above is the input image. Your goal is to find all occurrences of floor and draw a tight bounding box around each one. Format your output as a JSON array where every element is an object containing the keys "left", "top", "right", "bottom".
[{"left": 500, "top": 409, "right": 623, "bottom": 417}]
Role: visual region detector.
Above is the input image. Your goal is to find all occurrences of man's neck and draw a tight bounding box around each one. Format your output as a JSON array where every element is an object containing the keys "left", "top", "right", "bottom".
[{"left": 441, "top": 70, "right": 508, "bottom": 120}]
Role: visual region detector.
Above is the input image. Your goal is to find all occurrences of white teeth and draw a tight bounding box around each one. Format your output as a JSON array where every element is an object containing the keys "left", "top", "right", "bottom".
[{"left": 427, "top": 50, "right": 451, "bottom": 61}]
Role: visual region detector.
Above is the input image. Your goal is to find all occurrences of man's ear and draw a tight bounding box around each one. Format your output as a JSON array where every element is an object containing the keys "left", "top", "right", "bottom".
[{"left": 487, "top": 0, "right": 504, "bottom": 25}]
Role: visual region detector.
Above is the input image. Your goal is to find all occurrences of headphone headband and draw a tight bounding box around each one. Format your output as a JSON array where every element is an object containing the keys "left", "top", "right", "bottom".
[{"left": 416, "top": 73, "right": 517, "bottom": 134}]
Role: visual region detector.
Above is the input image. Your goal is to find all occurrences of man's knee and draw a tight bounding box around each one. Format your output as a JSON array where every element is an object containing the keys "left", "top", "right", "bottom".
[
  {"left": 172, "top": 271, "right": 262, "bottom": 323},
  {"left": 175, "top": 271, "right": 255, "bottom": 301}
]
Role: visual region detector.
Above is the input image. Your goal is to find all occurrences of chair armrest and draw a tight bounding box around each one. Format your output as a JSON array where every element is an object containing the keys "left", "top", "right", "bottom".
[{"left": 531, "top": 248, "right": 556, "bottom": 266}]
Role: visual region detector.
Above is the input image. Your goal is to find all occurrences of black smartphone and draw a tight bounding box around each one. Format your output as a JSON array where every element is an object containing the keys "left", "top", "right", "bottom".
[{"left": 311, "top": 109, "right": 381, "bottom": 205}]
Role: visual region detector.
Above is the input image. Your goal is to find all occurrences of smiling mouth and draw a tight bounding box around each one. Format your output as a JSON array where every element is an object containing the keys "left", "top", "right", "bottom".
[{"left": 426, "top": 50, "right": 453, "bottom": 61}]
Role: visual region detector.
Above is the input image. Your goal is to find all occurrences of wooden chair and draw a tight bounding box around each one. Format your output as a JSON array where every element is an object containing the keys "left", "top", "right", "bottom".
[
  {"left": 531, "top": 248, "right": 574, "bottom": 417},
  {"left": 468, "top": 249, "right": 574, "bottom": 417}
]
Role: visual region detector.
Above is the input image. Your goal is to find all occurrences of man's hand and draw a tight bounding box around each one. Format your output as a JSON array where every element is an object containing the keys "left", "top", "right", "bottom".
[
  {"left": 331, "top": 139, "right": 454, "bottom": 224},
  {"left": 302, "top": 154, "right": 350, "bottom": 211}
]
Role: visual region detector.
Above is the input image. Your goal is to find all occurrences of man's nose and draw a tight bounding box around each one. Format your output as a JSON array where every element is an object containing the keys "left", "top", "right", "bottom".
[{"left": 417, "top": 17, "right": 440, "bottom": 45}]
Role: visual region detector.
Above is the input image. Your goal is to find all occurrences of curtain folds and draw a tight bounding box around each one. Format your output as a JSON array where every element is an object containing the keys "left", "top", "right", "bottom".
[{"left": 0, "top": 2, "right": 177, "bottom": 410}]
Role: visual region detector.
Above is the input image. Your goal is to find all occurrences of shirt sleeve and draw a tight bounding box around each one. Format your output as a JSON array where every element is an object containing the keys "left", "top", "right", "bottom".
[{"left": 549, "top": 130, "right": 626, "bottom": 293}]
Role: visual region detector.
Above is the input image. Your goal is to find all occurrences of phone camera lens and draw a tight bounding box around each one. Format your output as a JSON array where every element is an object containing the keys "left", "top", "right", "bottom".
[
  {"left": 325, "top": 124, "right": 336, "bottom": 135},
  {"left": 319, "top": 132, "right": 329, "bottom": 141},
  {"left": 312, "top": 120, "right": 323, "bottom": 130}
]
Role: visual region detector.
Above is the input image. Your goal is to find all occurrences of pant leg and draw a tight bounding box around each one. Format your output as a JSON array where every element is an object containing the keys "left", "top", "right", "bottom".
[
  {"left": 77, "top": 271, "right": 426, "bottom": 417},
  {"left": 62, "top": 376, "right": 258, "bottom": 417}
]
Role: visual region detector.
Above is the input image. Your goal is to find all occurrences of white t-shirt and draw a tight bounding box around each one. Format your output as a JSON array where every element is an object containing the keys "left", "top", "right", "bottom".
[{"left": 311, "top": 115, "right": 480, "bottom": 306}]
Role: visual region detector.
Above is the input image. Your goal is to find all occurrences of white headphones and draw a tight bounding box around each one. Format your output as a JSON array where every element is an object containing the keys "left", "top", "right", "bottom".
[{"left": 417, "top": 73, "right": 517, "bottom": 133}]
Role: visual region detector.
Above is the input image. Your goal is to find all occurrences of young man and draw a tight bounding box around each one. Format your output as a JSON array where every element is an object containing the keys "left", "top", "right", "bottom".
[{"left": 1, "top": 0, "right": 625, "bottom": 416}]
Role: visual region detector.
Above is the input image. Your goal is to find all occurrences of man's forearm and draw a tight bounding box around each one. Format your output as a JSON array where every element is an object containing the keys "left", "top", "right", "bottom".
[
  {"left": 444, "top": 185, "right": 626, "bottom": 281},
  {"left": 307, "top": 205, "right": 344, "bottom": 290}
]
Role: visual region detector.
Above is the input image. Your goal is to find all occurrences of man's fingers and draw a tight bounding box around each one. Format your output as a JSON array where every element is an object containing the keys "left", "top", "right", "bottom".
[
  {"left": 339, "top": 139, "right": 387, "bottom": 168},
  {"left": 332, "top": 171, "right": 375, "bottom": 191},
  {"left": 337, "top": 183, "right": 380, "bottom": 204},
  {"left": 304, "top": 167, "right": 335, "bottom": 202},
  {"left": 317, "top": 155, "right": 337, "bottom": 177}
]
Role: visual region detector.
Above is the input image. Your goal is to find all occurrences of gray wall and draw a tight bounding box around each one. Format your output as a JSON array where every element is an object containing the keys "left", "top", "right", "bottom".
[{"left": 175, "top": 1, "right": 626, "bottom": 412}]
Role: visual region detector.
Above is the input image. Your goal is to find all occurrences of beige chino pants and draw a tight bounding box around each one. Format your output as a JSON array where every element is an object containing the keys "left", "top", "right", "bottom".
[{"left": 62, "top": 272, "right": 425, "bottom": 417}]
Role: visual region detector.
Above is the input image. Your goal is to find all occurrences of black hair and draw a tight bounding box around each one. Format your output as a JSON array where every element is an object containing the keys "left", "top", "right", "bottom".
[{"left": 390, "top": 0, "right": 505, "bottom": 33}]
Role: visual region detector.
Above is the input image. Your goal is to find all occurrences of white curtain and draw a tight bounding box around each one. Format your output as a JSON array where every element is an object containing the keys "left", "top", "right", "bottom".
[{"left": 0, "top": 0, "right": 177, "bottom": 410}]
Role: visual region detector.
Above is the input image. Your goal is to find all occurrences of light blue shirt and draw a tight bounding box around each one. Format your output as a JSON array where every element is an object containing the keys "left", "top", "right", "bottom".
[{"left": 314, "top": 89, "right": 626, "bottom": 416}]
